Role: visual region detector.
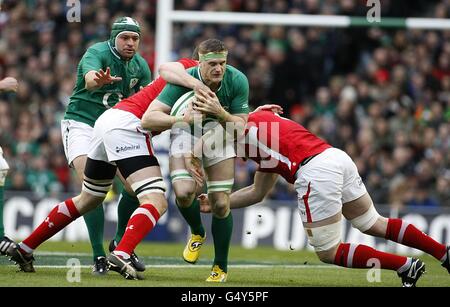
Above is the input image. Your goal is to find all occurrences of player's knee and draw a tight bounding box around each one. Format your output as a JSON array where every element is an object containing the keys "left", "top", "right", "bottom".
[
  {"left": 80, "top": 176, "right": 114, "bottom": 214},
  {"left": 350, "top": 205, "right": 381, "bottom": 233},
  {"left": 305, "top": 221, "right": 342, "bottom": 263},
  {"left": 173, "top": 183, "right": 196, "bottom": 207},
  {"left": 210, "top": 195, "right": 230, "bottom": 217},
  {"left": 76, "top": 191, "right": 104, "bottom": 215}
]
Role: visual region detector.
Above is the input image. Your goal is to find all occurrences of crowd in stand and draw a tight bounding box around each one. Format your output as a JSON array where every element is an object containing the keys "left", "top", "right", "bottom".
[{"left": 0, "top": 0, "right": 448, "bottom": 208}]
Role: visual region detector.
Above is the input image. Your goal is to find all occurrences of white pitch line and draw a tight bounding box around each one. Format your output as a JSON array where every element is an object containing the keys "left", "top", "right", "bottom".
[
  {"left": 17, "top": 264, "right": 340, "bottom": 269},
  {"left": 35, "top": 252, "right": 91, "bottom": 256}
]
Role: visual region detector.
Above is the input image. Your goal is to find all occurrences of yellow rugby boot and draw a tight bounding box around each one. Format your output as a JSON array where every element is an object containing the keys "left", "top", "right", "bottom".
[
  {"left": 182, "top": 234, "right": 206, "bottom": 264},
  {"left": 206, "top": 265, "right": 227, "bottom": 282}
]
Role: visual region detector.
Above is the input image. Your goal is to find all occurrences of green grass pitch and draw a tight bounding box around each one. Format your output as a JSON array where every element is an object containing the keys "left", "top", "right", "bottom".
[{"left": 0, "top": 241, "right": 448, "bottom": 287}]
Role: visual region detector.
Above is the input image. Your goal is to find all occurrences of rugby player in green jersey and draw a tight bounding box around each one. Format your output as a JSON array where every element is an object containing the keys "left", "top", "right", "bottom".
[
  {"left": 61, "top": 17, "right": 150, "bottom": 274},
  {"left": 142, "top": 39, "right": 249, "bottom": 282}
]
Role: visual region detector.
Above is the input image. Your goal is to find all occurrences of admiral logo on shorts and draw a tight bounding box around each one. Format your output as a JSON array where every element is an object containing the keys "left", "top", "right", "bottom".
[
  {"left": 357, "top": 177, "right": 363, "bottom": 186},
  {"left": 115, "top": 144, "right": 141, "bottom": 153}
]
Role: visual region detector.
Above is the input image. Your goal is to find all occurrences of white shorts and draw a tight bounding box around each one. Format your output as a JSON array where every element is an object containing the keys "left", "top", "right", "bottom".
[
  {"left": 169, "top": 123, "right": 235, "bottom": 168},
  {"left": 88, "top": 109, "right": 154, "bottom": 163},
  {"left": 294, "top": 148, "right": 367, "bottom": 223},
  {"left": 61, "top": 119, "right": 93, "bottom": 166}
]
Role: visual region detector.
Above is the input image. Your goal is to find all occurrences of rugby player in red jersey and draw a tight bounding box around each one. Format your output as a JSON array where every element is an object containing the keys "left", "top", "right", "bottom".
[{"left": 195, "top": 105, "right": 449, "bottom": 287}]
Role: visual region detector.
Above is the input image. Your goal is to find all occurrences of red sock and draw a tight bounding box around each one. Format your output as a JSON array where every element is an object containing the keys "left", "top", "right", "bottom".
[
  {"left": 385, "top": 218, "right": 446, "bottom": 260},
  {"left": 21, "top": 199, "right": 80, "bottom": 251},
  {"left": 115, "top": 204, "right": 160, "bottom": 257},
  {"left": 334, "top": 243, "right": 408, "bottom": 271}
]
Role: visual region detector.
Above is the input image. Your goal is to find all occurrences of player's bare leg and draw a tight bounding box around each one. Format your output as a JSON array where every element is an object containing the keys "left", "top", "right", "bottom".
[
  {"left": 303, "top": 211, "right": 425, "bottom": 287},
  {"left": 72, "top": 155, "right": 108, "bottom": 274},
  {"left": 204, "top": 157, "right": 235, "bottom": 282},
  {"left": 108, "top": 171, "right": 146, "bottom": 272},
  {"left": 342, "top": 193, "right": 449, "bottom": 274},
  {"left": 170, "top": 156, "right": 206, "bottom": 264},
  {"left": 107, "top": 157, "right": 168, "bottom": 280},
  {"left": 7, "top": 158, "right": 117, "bottom": 273}
]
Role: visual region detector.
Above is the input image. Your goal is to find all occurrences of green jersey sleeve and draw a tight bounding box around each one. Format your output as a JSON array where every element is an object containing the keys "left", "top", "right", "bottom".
[
  {"left": 157, "top": 83, "right": 190, "bottom": 108},
  {"left": 80, "top": 49, "right": 103, "bottom": 76},
  {"left": 230, "top": 72, "right": 250, "bottom": 114},
  {"left": 136, "top": 58, "right": 152, "bottom": 90}
]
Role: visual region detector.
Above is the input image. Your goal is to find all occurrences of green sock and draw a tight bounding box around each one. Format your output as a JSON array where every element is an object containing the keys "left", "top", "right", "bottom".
[
  {"left": 83, "top": 204, "right": 106, "bottom": 260},
  {"left": 211, "top": 213, "right": 233, "bottom": 273},
  {"left": 114, "top": 190, "right": 140, "bottom": 244},
  {"left": 177, "top": 198, "right": 205, "bottom": 237},
  {"left": 0, "top": 186, "right": 4, "bottom": 238}
]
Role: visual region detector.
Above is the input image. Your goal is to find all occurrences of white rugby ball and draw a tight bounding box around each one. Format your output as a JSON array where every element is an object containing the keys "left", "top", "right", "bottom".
[{"left": 170, "top": 91, "right": 196, "bottom": 116}]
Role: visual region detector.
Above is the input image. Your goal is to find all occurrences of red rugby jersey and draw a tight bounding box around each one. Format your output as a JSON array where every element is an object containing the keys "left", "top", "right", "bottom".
[
  {"left": 244, "top": 110, "right": 331, "bottom": 183},
  {"left": 114, "top": 58, "right": 198, "bottom": 119}
]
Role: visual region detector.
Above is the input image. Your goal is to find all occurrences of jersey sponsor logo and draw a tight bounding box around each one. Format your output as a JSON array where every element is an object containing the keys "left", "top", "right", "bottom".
[
  {"left": 115, "top": 144, "right": 141, "bottom": 153},
  {"left": 130, "top": 78, "right": 139, "bottom": 89}
]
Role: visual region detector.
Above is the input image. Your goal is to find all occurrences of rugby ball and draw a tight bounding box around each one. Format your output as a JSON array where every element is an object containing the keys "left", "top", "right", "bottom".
[
  {"left": 170, "top": 90, "right": 209, "bottom": 129},
  {"left": 170, "top": 91, "right": 196, "bottom": 117}
]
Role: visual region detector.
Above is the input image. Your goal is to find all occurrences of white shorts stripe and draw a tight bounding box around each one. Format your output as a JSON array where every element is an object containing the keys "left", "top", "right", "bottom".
[{"left": 295, "top": 148, "right": 367, "bottom": 223}]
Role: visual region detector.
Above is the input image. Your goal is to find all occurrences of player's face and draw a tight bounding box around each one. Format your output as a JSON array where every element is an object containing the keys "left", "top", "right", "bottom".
[
  {"left": 116, "top": 33, "right": 140, "bottom": 60},
  {"left": 200, "top": 59, "right": 226, "bottom": 85}
]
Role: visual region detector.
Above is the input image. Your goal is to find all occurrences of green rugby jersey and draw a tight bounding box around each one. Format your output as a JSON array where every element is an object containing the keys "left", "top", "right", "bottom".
[
  {"left": 157, "top": 65, "right": 249, "bottom": 125},
  {"left": 64, "top": 41, "right": 151, "bottom": 127}
]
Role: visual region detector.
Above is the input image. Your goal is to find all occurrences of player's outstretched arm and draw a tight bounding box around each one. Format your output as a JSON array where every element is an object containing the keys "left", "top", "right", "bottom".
[
  {"left": 198, "top": 171, "right": 279, "bottom": 213},
  {"left": 141, "top": 100, "right": 197, "bottom": 131},
  {"left": 253, "top": 104, "right": 283, "bottom": 114},
  {"left": 141, "top": 100, "right": 176, "bottom": 131},
  {"left": 231, "top": 171, "right": 279, "bottom": 208},
  {"left": 85, "top": 67, "right": 122, "bottom": 91},
  {"left": 159, "top": 62, "right": 209, "bottom": 91}
]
